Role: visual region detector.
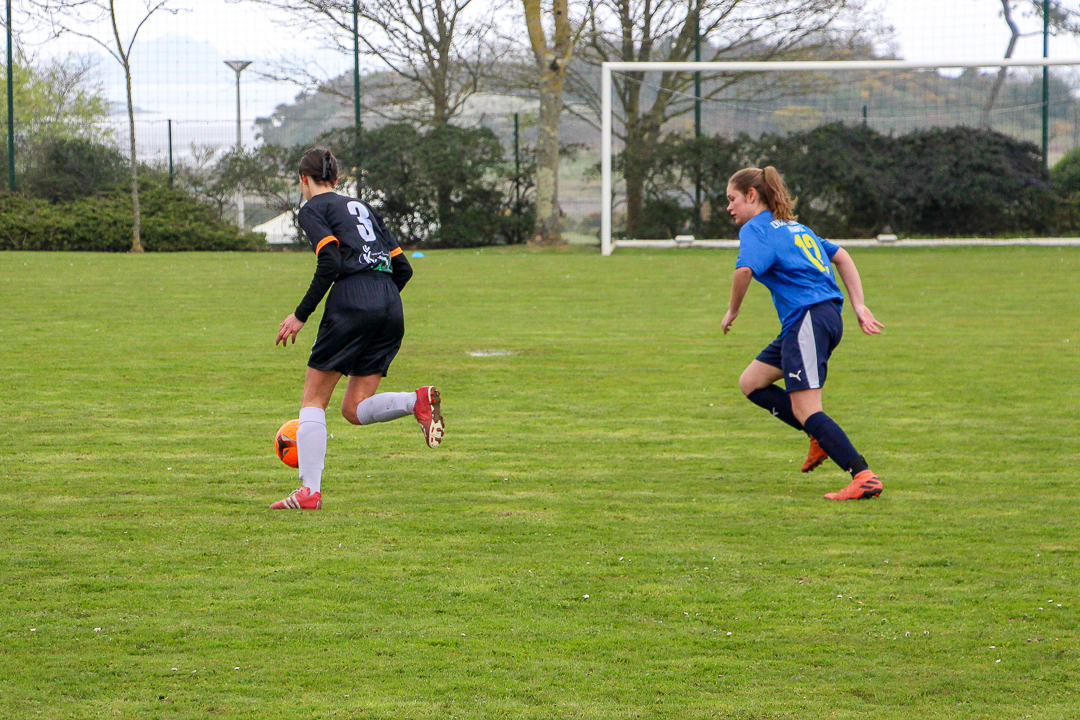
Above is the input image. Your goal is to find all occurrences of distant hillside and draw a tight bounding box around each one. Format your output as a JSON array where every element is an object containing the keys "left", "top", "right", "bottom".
[{"left": 254, "top": 62, "right": 1080, "bottom": 157}]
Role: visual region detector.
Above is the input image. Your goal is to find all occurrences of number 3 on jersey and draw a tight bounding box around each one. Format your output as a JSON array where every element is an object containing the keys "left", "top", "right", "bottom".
[
  {"left": 347, "top": 201, "right": 376, "bottom": 243},
  {"left": 795, "top": 233, "right": 830, "bottom": 275}
]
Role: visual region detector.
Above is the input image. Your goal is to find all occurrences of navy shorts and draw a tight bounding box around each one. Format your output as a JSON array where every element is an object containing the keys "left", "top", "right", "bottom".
[
  {"left": 756, "top": 300, "right": 843, "bottom": 392},
  {"left": 309, "top": 271, "right": 404, "bottom": 377}
]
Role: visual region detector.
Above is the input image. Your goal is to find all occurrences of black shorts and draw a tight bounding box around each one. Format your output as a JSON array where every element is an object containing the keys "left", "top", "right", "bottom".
[
  {"left": 308, "top": 271, "right": 404, "bottom": 377},
  {"left": 755, "top": 300, "right": 843, "bottom": 392}
]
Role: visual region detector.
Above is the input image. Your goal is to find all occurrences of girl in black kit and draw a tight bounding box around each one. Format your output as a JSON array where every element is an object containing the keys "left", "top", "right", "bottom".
[{"left": 271, "top": 147, "right": 444, "bottom": 510}]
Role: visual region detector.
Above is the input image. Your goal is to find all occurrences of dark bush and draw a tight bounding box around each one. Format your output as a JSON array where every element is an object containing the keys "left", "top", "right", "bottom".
[
  {"left": 318, "top": 123, "right": 531, "bottom": 248},
  {"left": 21, "top": 137, "right": 128, "bottom": 202},
  {"left": 753, "top": 123, "right": 900, "bottom": 238},
  {"left": 1051, "top": 146, "right": 1080, "bottom": 195},
  {"left": 640, "top": 123, "right": 1061, "bottom": 238},
  {"left": 0, "top": 181, "right": 262, "bottom": 251},
  {"left": 888, "top": 127, "right": 1054, "bottom": 236}
]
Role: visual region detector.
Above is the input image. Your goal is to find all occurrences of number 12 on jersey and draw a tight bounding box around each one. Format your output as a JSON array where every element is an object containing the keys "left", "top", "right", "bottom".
[{"left": 795, "top": 233, "right": 830, "bottom": 275}]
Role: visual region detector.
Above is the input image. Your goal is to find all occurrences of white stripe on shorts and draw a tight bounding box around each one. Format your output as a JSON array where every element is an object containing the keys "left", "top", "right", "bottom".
[{"left": 797, "top": 310, "right": 820, "bottom": 389}]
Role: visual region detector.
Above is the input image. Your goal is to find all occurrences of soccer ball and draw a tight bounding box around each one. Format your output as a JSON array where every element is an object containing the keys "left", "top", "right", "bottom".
[{"left": 275, "top": 419, "right": 300, "bottom": 468}]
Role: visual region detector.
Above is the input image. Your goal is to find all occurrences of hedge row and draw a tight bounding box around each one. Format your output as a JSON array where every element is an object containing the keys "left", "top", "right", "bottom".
[
  {"left": 0, "top": 183, "right": 263, "bottom": 251},
  {"left": 639, "top": 123, "right": 1072, "bottom": 239}
]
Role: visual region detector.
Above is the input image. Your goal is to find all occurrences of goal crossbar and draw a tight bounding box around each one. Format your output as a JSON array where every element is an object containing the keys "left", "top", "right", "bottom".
[{"left": 600, "top": 58, "right": 1080, "bottom": 255}]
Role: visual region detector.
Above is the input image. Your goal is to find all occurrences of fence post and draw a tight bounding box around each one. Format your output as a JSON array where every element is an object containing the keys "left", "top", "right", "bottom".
[
  {"left": 1042, "top": 0, "right": 1050, "bottom": 167},
  {"left": 353, "top": 0, "right": 362, "bottom": 196},
  {"left": 167, "top": 119, "right": 173, "bottom": 187},
  {"left": 6, "top": 0, "right": 14, "bottom": 192}
]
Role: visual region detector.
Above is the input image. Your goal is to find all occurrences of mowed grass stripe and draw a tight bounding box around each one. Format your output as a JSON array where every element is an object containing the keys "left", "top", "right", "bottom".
[{"left": 0, "top": 247, "right": 1077, "bottom": 719}]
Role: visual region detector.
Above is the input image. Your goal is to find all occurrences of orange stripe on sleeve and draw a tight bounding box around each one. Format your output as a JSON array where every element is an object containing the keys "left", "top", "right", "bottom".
[
  {"left": 390, "top": 247, "right": 403, "bottom": 257},
  {"left": 315, "top": 235, "right": 339, "bottom": 253}
]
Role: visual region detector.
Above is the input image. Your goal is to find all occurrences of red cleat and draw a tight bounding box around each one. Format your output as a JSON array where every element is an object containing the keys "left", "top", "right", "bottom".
[
  {"left": 414, "top": 386, "right": 444, "bottom": 448},
  {"left": 824, "top": 470, "right": 883, "bottom": 500},
  {"left": 270, "top": 485, "right": 322, "bottom": 510},
  {"left": 801, "top": 437, "right": 829, "bottom": 472}
]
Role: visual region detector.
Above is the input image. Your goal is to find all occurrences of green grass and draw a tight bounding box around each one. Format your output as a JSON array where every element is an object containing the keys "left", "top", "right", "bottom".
[{"left": 1, "top": 246, "right": 1078, "bottom": 719}]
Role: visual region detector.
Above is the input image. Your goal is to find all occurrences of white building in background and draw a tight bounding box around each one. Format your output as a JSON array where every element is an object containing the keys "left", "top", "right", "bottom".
[{"left": 253, "top": 211, "right": 297, "bottom": 244}]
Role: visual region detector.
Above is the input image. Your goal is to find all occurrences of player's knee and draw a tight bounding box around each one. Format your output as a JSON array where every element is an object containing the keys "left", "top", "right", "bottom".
[
  {"left": 738, "top": 372, "right": 761, "bottom": 397},
  {"left": 789, "top": 396, "right": 822, "bottom": 425},
  {"left": 341, "top": 404, "right": 361, "bottom": 425}
]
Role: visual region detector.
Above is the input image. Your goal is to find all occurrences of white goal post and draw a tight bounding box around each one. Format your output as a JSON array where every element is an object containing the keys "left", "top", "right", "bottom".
[{"left": 600, "top": 58, "right": 1080, "bottom": 256}]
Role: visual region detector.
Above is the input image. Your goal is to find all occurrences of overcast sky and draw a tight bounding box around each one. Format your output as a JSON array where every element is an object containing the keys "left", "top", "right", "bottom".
[{"left": 22, "top": 0, "right": 1080, "bottom": 131}]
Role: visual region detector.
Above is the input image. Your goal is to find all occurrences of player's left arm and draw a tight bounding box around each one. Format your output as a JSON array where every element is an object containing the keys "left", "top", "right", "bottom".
[
  {"left": 389, "top": 248, "right": 412, "bottom": 291},
  {"left": 830, "top": 247, "right": 884, "bottom": 335}
]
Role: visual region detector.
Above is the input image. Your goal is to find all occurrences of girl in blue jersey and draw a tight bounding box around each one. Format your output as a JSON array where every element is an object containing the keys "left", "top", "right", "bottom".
[{"left": 720, "top": 166, "right": 885, "bottom": 500}]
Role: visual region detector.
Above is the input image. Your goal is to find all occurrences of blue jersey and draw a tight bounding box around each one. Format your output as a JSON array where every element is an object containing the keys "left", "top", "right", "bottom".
[{"left": 736, "top": 210, "right": 844, "bottom": 337}]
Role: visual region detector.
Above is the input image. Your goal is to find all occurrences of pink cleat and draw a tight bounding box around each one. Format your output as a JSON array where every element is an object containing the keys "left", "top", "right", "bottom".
[
  {"left": 270, "top": 485, "right": 322, "bottom": 510},
  {"left": 414, "top": 386, "right": 444, "bottom": 448}
]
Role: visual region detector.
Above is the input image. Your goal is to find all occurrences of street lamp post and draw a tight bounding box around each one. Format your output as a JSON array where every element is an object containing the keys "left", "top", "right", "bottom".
[
  {"left": 7, "top": 0, "right": 16, "bottom": 192},
  {"left": 224, "top": 60, "right": 252, "bottom": 227}
]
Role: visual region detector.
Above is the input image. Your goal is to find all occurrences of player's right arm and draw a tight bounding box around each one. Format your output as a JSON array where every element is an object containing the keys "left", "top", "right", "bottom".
[
  {"left": 276, "top": 242, "right": 342, "bottom": 345},
  {"left": 276, "top": 203, "right": 343, "bottom": 345},
  {"left": 723, "top": 223, "right": 770, "bottom": 335},
  {"left": 721, "top": 266, "right": 754, "bottom": 334}
]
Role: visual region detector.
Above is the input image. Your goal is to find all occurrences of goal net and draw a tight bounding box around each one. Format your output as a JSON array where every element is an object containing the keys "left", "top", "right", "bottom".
[{"left": 600, "top": 59, "right": 1080, "bottom": 255}]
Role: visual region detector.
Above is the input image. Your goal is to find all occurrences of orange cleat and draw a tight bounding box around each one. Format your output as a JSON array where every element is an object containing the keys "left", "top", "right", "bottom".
[
  {"left": 801, "top": 437, "right": 829, "bottom": 472},
  {"left": 414, "top": 386, "right": 444, "bottom": 448},
  {"left": 270, "top": 485, "right": 322, "bottom": 510},
  {"left": 824, "top": 470, "right": 883, "bottom": 500}
]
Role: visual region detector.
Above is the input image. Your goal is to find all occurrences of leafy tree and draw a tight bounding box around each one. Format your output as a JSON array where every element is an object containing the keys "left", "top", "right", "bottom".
[
  {"left": 577, "top": 0, "right": 875, "bottom": 238},
  {"left": 522, "top": 0, "right": 589, "bottom": 245},
  {"left": 37, "top": 0, "right": 181, "bottom": 253},
  {"left": 984, "top": 0, "right": 1080, "bottom": 127},
  {"left": 208, "top": 144, "right": 306, "bottom": 232},
  {"left": 0, "top": 52, "right": 107, "bottom": 135},
  {"left": 252, "top": 0, "right": 502, "bottom": 127},
  {"left": 0, "top": 52, "right": 109, "bottom": 187}
]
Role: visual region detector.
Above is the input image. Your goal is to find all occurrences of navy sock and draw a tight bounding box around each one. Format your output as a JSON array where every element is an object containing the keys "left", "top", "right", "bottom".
[
  {"left": 747, "top": 385, "right": 804, "bottom": 432},
  {"left": 803, "top": 411, "right": 866, "bottom": 476}
]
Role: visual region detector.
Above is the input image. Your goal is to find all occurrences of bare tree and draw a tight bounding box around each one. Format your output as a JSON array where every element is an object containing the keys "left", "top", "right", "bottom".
[
  {"left": 578, "top": 0, "right": 871, "bottom": 237},
  {"left": 983, "top": 0, "right": 1080, "bottom": 128},
  {"left": 522, "top": 0, "right": 590, "bottom": 244},
  {"left": 36, "top": 0, "right": 179, "bottom": 252},
  {"left": 254, "top": 0, "right": 503, "bottom": 126}
]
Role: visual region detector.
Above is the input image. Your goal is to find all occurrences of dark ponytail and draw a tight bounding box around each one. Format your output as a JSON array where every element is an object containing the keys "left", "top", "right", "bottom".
[
  {"left": 728, "top": 165, "right": 797, "bottom": 221},
  {"left": 298, "top": 146, "right": 338, "bottom": 185}
]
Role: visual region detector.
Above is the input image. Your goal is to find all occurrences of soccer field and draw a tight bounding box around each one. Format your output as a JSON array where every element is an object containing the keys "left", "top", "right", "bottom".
[{"left": 2, "top": 247, "right": 1078, "bottom": 719}]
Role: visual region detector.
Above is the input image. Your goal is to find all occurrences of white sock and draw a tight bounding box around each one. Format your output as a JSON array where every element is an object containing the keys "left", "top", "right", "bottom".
[
  {"left": 297, "top": 406, "right": 326, "bottom": 494},
  {"left": 356, "top": 392, "right": 416, "bottom": 425}
]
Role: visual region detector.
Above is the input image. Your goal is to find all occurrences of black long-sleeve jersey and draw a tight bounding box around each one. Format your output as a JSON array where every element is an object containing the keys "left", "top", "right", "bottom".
[
  {"left": 299, "top": 192, "right": 401, "bottom": 275},
  {"left": 293, "top": 192, "right": 412, "bottom": 322}
]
